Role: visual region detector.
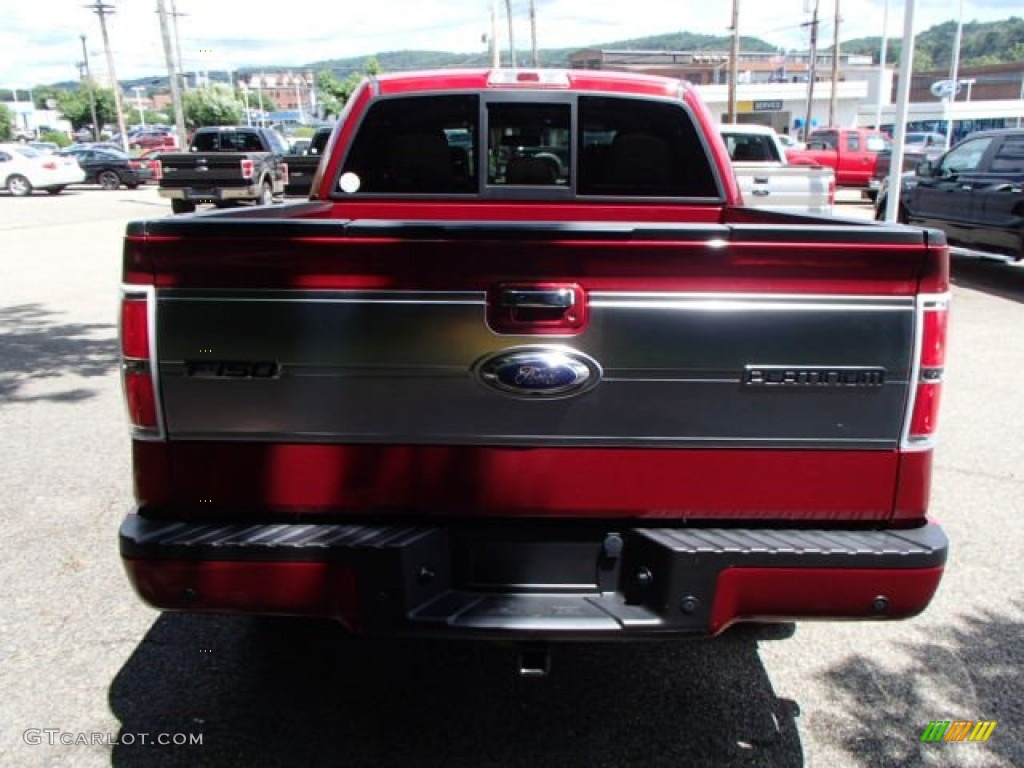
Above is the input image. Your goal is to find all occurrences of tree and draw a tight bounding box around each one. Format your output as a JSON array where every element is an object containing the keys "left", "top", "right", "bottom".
[
  {"left": 315, "top": 58, "right": 381, "bottom": 118},
  {"left": 32, "top": 85, "right": 65, "bottom": 110},
  {"left": 0, "top": 103, "right": 12, "bottom": 141},
  {"left": 184, "top": 85, "right": 243, "bottom": 128},
  {"left": 315, "top": 70, "right": 345, "bottom": 118},
  {"left": 56, "top": 85, "right": 116, "bottom": 130}
]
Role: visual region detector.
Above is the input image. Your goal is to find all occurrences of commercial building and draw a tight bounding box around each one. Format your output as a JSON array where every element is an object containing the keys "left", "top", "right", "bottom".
[{"left": 568, "top": 47, "right": 1024, "bottom": 138}]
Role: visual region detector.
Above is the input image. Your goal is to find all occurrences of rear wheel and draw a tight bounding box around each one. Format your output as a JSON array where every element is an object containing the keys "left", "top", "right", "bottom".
[
  {"left": 7, "top": 174, "right": 33, "bottom": 197},
  {"left": 98, "top": 170, "right": 121, "bottom": 190},
  {"left": 171, "top": 199, "right": 196, "bottom": 214},
  {"left": 258, "top": 182, "right": 273, "bottom": 206}
]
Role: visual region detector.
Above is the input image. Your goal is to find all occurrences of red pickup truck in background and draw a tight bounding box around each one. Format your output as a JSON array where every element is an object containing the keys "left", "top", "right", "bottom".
[
  {"left": 787, "top": 127, "right": 892, "bottom": 190},
  {"left": 118, "top": 69, "right": 949, "bottom": 658}
]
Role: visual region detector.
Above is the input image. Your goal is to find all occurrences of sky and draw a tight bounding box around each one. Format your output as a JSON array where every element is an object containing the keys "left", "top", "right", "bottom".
[{"left": 0, "top": 0, "right": 1018, "bottom": 88}]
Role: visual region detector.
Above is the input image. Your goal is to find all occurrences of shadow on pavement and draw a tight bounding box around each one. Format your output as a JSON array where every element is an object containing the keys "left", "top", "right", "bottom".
[
  {"left": 110, "top": 614, "right": 803, "bottom": 767},
  {"left": 819, "top": 606, "right": 1022, "bottom": 768},
  {"left": 0, "top": 303, "right": 116, "bottom": 403},
  {"left": 951, "top": 254, "right": 1024, "bottom": 305}
]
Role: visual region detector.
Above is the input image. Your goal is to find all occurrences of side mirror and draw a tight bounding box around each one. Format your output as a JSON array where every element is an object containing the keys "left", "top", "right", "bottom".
[{"left": 915, "top": 160, "right": 934, "bottom": 177}]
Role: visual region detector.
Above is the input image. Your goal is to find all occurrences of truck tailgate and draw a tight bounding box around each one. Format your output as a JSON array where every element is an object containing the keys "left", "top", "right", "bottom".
[
  {"left": 126, "top": 215, "right": 943, "bottom": 522},
  {"left": 158, "top": 152, "right": 260, "bottom": 189}
]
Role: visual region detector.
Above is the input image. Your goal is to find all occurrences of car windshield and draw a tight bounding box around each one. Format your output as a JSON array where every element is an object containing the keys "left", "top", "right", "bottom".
[
  {"left": 13, "top": 145, "right": 42, "bottom": 158},
  {"left": 96, "top": 149, "right": 130, "bottom": 160}
]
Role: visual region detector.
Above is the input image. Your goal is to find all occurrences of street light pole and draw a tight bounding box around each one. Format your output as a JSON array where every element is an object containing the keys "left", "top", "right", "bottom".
[
  {"left": 944, "top": 0, "right": 964, "bottom": 149},
  {"left": 529, "top": 0, "right": 539, "bottom": 67},
  {"left": 504, "top": 0, "right": 517, "bottom": 68},
  {"left": 883, "top": 0, "right": 921, "bottom": 223},
  {"left": 727, "top": 0, "right": 740, "bottom": 124},
  {"left": 131, "top": 85, "right": 146, "bottom": 128},
  {"left": 828, "top": 0, "right": 841, "bottom": 127},
  {"left": 874, "top": 0, "right": 889, "bottom": 129},
  {"left": 490, "top": 0, "right": 500, "bottom": 68}
]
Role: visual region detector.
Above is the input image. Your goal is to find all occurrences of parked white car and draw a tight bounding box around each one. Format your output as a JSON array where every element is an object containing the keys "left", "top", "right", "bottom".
[{"left": 0, "top": 142, "right": 85, "bottom": 196}]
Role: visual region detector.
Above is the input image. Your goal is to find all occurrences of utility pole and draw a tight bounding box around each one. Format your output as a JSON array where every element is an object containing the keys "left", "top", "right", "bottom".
[
  {"left": 529, "top": 0, "right": 539, "bottom": 67},
  {"left": 156, "top": 0, "right": 187, "bottom": 147},
  {"left": 504, "top": 0, "right": 517, "bottom": 68},
  {"left": 829, "top": 0, "right": 841, "bottom": 126},
  {"left": 85, "top": 0, "right": 128, "bottom": 151},
  {"left": 169, "top": 0, "right": 188, "bottom": 93},
  {"left": 802, "top": 0, "right": 820, "bottom": 141},
  {"left": 79, "top": 34, "right": 101, "bottom": 142},
  {"left": 727, "top": 0, "right": 740, "bottom": 123}
]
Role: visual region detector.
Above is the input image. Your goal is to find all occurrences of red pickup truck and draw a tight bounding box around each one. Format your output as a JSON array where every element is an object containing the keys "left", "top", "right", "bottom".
[
  {"left": 787, "top": 127, "right": 892, "bottom": 190},
  {"left": 118, "top": 69, "right": 949, "bottom": 651}
]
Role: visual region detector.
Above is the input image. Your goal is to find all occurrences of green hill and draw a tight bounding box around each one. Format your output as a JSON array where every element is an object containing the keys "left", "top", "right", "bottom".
[
  {"left": 301, "top": 32, "right": 779, "bottom": 78},
  {"left": 839, "top": 16, "right": 1024, "bottom": 69}
]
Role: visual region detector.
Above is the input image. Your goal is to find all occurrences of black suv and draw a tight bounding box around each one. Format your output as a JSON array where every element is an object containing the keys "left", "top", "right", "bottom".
[{"left": 877, "top": 129, "right": 1024, "bottom": 261}]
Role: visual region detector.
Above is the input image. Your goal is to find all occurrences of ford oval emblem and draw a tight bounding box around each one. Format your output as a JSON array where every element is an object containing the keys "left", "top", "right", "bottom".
[{"left": 475, "top": 346, "right": 602, "bottom": 399}]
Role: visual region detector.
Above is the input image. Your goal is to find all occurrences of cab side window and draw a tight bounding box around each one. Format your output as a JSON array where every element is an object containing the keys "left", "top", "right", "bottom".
[{"left": 938, "top": 137, "right": 993, "bottom": 176}]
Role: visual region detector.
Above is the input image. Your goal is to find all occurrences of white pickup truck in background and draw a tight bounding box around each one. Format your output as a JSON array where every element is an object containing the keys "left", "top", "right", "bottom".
[{"left": 720, "top": 124, "right": 835, "bottom": 215}]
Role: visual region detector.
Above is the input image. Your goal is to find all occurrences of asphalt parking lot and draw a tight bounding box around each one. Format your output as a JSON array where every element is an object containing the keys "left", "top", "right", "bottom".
[{"left": 0, "top": 185, "right": 1021, "bottom": 767}]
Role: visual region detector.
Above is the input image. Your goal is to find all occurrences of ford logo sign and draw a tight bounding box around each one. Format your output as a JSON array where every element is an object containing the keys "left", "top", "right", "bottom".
[{"left": 474, "top": 346, "right": 602, "bottom": 399}]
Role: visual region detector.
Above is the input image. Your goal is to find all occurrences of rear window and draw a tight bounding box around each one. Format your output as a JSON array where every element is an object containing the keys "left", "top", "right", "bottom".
[
  {"left": 989, "top": 136, "right": 1024, "bottom": 174},
  {"left": 336, "top": 93, "right": 719, "bottom": 199},
  {"left": 341, "top": 95, "right": 479, "bottom": 194},
  {"left": 721, "top": 132, "right": 780, "bottom": 162},
  {"left": 191, "top": 130, "right": 269, "bottom": 152}
]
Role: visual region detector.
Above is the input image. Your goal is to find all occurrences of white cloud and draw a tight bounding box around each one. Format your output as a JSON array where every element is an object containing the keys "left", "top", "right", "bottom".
[{"left": 0, "top": 0, "right": 1012, "bottom": 87}]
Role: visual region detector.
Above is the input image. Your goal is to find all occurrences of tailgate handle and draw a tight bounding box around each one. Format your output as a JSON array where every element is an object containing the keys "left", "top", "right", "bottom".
[{"left": 501, "top": 288, "right": 575, "bottom": 309}]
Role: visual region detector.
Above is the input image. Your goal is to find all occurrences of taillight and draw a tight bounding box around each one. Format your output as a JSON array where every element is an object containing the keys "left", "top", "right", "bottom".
[
  {"left": 120, "top": 289, "right": 164, "bottom": 440},
  {"left": 152, "top": 160, "right": 163, "bottom": 180},
  {"left": 903, "top": 294, "right": 949, "bottom": 449},
  {"left": 240, "top": 158, "right": 254, "bottom": 179},
  {"left": 129, "top": 160, "right": 142, "bottom": 170},
  {"left": 280, "top": 162, "right": 289, "bottom": 186},
  {"left": 42, "top": 160, "right": 57, "bottom": 170},
  {"left": 827, "top": 175, "right": 836, "bottom": 205}
]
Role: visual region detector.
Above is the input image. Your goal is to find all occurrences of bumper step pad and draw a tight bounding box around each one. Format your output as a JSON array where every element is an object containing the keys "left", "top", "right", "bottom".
[{"left": 120, "top": 516, "right": 947, "bottom": 637}]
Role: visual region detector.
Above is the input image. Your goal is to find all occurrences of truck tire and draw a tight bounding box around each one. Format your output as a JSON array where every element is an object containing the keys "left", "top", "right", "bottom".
[
  {"left": 171, "top": 199, "right": 196, "bottom": 214},
  {"left": 258, "top": 182, "right": 273, "bottom": 206},
  {"left": 6, "top": 174, "right": 33, "bottom": 197},
  {"left": 98, "top": 170, "right": 121, "bottom": 190}
]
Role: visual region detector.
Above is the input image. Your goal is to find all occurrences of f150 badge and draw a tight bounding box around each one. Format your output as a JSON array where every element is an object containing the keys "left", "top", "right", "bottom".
[{"left": 475, "top": 347, "right": 601, "bottom": 399}]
